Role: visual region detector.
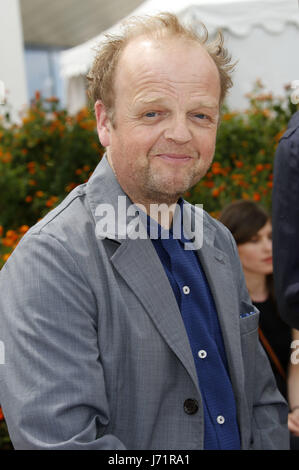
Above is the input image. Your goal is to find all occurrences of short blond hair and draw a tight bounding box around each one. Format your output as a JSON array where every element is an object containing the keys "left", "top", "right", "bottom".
[{"left": 87, "top": 12, "right": 235, "bottom": 118}]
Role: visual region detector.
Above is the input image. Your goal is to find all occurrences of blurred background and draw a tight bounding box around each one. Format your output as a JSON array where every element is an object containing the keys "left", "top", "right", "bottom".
[{"left": 0, "top": 0, "right": 299, "bottom": 450}]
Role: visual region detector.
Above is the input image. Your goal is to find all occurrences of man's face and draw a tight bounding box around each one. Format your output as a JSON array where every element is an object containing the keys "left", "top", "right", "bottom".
[{"left": 95, "top": 36, "right": 221, "bottom": 205}]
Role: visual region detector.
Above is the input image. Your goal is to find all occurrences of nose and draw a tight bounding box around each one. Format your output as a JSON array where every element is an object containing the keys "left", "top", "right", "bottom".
[
  {"left": 164, "top": 116, "right": 192, "bottom": 144},
  {"left": 262, "top": 237, "right": 272, "bottom": 253}
]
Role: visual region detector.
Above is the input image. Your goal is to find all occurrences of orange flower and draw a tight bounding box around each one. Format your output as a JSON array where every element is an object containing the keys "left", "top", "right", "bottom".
[
  {"left": 253, "top": 192, "right": 261, "bottom": 201},
  {"left": 211, "top": 162, "right": 223, "bottom": 175},
  {"left": 212, "top": 188, "right": 221, "bottom": 197},
  {"left": 262, "top": 109, "right": 271, "bottom": 118},
  {"left": 19, "top": 225, "right": 30, "bottom": 234},
  {"left": 6, "top": 230, "right": 18, "bottom": 241},
  {"left": 203, "top": 181, "right": 215, "bottom": 188},
  {"left": 2, "top": 238, "right": 15, "bottom": 247},
  {"left": 274, "top": 128, "right": 286, "bottom": 143},
  {"left": 35, "top": 190, "right": 44, "bottom": 198},
  {"left": 267, "top": 181, "right": 273, "bottom": 188},
  {"left": 27, "top": 162, "right": 36, "bottom": 175},
  {"left": 45, "top": 196, "right": 58, "bottom": 208},
  {"left": 256, "top": 164, "right": 264, "bottom": 172},
  {"left": 25, "top": 195, "right": 33, "bottom": 203},
  {"left": 79, "top": 120, "right": 96, "bottom": 131},
  {"left": 65, "top": 182, "right": 77, "bottom": 192},
  {"left": 0, "top": 406, "right": 4, "bottom": 421},
  {"left": 1, "top": 152, "right": 12, "bottom": 163},
  {"left": 221, "top": 112, "right": 237, "bottom": 121},
  {"left": 76, "top": 108, "right": 89, "bottom": 122},
  {"left": 2, "top": 253, "right": 11, "bottom": 263},
  {"left": 0, "top": 225, "right": 3, "bottom": 237},
  {"left": 235, "top": 160, "right": 243, "bottom": 168},
  {"left": 231, "top": 174, "right": 244, "bottom": 180}
]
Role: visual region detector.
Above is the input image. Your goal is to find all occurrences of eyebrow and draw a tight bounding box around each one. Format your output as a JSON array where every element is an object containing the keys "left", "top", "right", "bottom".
[{"left": 136, "top": 96, "right": 219, "bottom": 110}]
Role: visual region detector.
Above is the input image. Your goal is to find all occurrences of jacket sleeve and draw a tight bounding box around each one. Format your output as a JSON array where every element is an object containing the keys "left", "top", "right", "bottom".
[
  {"left": 0, "top": 232, "right": 126, "bottom": 450},
  {"left": 272, "top": 124, "right": 299, "bottom": 329},
  {"left": 227, "top": 226, "right": 290, "bottom": 449}
]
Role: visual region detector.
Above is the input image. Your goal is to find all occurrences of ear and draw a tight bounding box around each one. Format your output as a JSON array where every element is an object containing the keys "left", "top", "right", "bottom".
[{"left": 94, "top": 100, "right": 111, "bottom": 147}]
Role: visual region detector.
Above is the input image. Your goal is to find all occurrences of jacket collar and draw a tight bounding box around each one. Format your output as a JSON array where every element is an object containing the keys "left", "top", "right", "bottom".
[{"left": 86, "top": 154, "right": 216, "bottom": 248}]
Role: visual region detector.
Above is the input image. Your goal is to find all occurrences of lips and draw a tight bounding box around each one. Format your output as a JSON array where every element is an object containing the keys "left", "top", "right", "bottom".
[{"left": 155, "top": 153, "right": 192, "bottom": 162}]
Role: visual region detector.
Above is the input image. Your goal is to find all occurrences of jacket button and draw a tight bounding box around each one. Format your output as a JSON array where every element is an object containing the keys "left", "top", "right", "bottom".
[{"left": 184, "top": 398, "right": 199, "bottom": 415}]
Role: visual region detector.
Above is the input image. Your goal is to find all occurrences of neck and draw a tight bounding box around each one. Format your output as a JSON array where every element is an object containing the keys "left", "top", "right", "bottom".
[
  {"left": 244, "top": 271, "right": 269, "bottom": 303},
  {"left": 136, "top": 201, "right": 180, "bottom": 229}
]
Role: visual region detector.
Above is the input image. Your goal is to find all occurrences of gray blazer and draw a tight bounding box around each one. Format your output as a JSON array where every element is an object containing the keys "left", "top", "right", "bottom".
[{"left": 0, "top": 156, "right": 289, "bottom": 449}]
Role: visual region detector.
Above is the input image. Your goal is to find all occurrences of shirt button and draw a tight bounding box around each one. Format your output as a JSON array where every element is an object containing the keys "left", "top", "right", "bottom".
[
  {"left": 183, "top": 286, "right": 190, "bottom": 295},
  {"left": 198, "top": 350, "right": 207, "bottom": 359},
  {"left": 217, "top": 415, "right": 225, "bottom": 424},
  {"left": 183, "top": 398, "right": 199, "bottom": 415}
]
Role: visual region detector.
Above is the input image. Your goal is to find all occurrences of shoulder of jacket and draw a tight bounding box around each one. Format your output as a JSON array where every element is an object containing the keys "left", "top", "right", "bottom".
[{"left": 28, "top": 183, "right": 88, "bottom": 237}]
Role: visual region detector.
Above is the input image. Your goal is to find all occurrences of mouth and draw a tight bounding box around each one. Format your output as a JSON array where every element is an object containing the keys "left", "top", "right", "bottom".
[
  {"left": 263, "top": 257, "right": 273, "bottom": 263},
  {"left": 154, "top": 153, "right": 193, "bottom": 163}
]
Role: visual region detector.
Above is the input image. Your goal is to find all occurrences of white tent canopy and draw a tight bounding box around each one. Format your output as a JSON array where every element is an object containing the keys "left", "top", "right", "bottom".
[{"left": 60, "top": 0, "right": 299, "bottom": 113}]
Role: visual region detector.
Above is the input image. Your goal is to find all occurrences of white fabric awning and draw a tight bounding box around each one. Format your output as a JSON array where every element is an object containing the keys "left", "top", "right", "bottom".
[{"left": 60, "top": 0, "right": 299, "bottom": 79}]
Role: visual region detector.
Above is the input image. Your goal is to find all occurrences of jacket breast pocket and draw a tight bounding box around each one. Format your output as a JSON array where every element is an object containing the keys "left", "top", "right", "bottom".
[{"left": 240, "top": 311, "right": 260, "bottom": 335}]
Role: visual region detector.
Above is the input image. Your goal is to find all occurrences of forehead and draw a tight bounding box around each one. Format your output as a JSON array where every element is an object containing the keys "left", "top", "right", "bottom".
[
  {"left": 114, "top": 36, "right": 221, "bottom": 104},
  {"left": 257, "top": 220, "right": 272, "bottom": 234}
]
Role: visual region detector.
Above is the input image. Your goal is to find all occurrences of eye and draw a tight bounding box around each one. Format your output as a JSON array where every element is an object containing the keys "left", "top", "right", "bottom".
[
  {"left": 144, "top": 111, "right": 159, "bottom": 118},
  {"left": 194, "top": 113, "right": 207, "bottom": 120}
]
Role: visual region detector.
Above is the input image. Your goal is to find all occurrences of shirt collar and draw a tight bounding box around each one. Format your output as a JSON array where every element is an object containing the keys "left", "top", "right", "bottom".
[{"left": 145, "top": 198, "right": 191, "bottom": 245}]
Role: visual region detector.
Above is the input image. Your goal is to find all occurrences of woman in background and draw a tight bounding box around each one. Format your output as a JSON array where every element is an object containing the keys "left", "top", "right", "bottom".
[{"left": 219, "top": 200, "right": 299, "bottom": 447}]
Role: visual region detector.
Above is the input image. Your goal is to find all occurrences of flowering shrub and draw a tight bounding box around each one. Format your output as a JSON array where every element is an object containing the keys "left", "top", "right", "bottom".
[
  {"left": 0, "top": 82, "right": 298, "bottom": 448},
  {"left": 0, "top": 407, "right": 13, "bottom": 449},
  {"left": 185, "top": 81, "right": 298, "bottom": 217},
  {"left": 0, "top": 92, "right": 103, "bottom": 232}
]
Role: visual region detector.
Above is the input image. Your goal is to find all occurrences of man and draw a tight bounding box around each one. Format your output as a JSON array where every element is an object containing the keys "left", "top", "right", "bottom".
[
  {"left": 272, "top": 110, "right": 299, "bottom": 329},
  {"left": 0, "top": 13, "right": 289, "bottom": 449}
]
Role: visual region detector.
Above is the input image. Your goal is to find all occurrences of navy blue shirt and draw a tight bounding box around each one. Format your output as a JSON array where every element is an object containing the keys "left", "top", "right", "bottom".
[{"left": 147, "top": 206, "right": 241, "bottom": 450}]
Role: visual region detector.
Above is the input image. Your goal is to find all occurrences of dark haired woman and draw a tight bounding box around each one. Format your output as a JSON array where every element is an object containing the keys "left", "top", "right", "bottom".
[{"left": 219, "top": 199, "right": 299, "bottom": 448}]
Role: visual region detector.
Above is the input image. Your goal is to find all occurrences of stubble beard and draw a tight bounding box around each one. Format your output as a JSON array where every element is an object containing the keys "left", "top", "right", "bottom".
[{"left": 139, "top": 162, "right": 202, "bottom": 205}]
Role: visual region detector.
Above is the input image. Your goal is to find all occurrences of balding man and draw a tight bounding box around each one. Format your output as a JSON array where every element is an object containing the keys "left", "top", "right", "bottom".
[{"left": 0, "top": 13, "right": 288, "bottom": 450}]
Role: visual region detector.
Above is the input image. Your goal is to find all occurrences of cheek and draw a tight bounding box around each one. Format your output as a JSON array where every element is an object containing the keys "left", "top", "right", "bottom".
[
  {"left": 194, "top": 131, "right": 216, "bottom": 157},
  {"left": 238, "top": 247, "right": 258, "bottom": 270}
]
